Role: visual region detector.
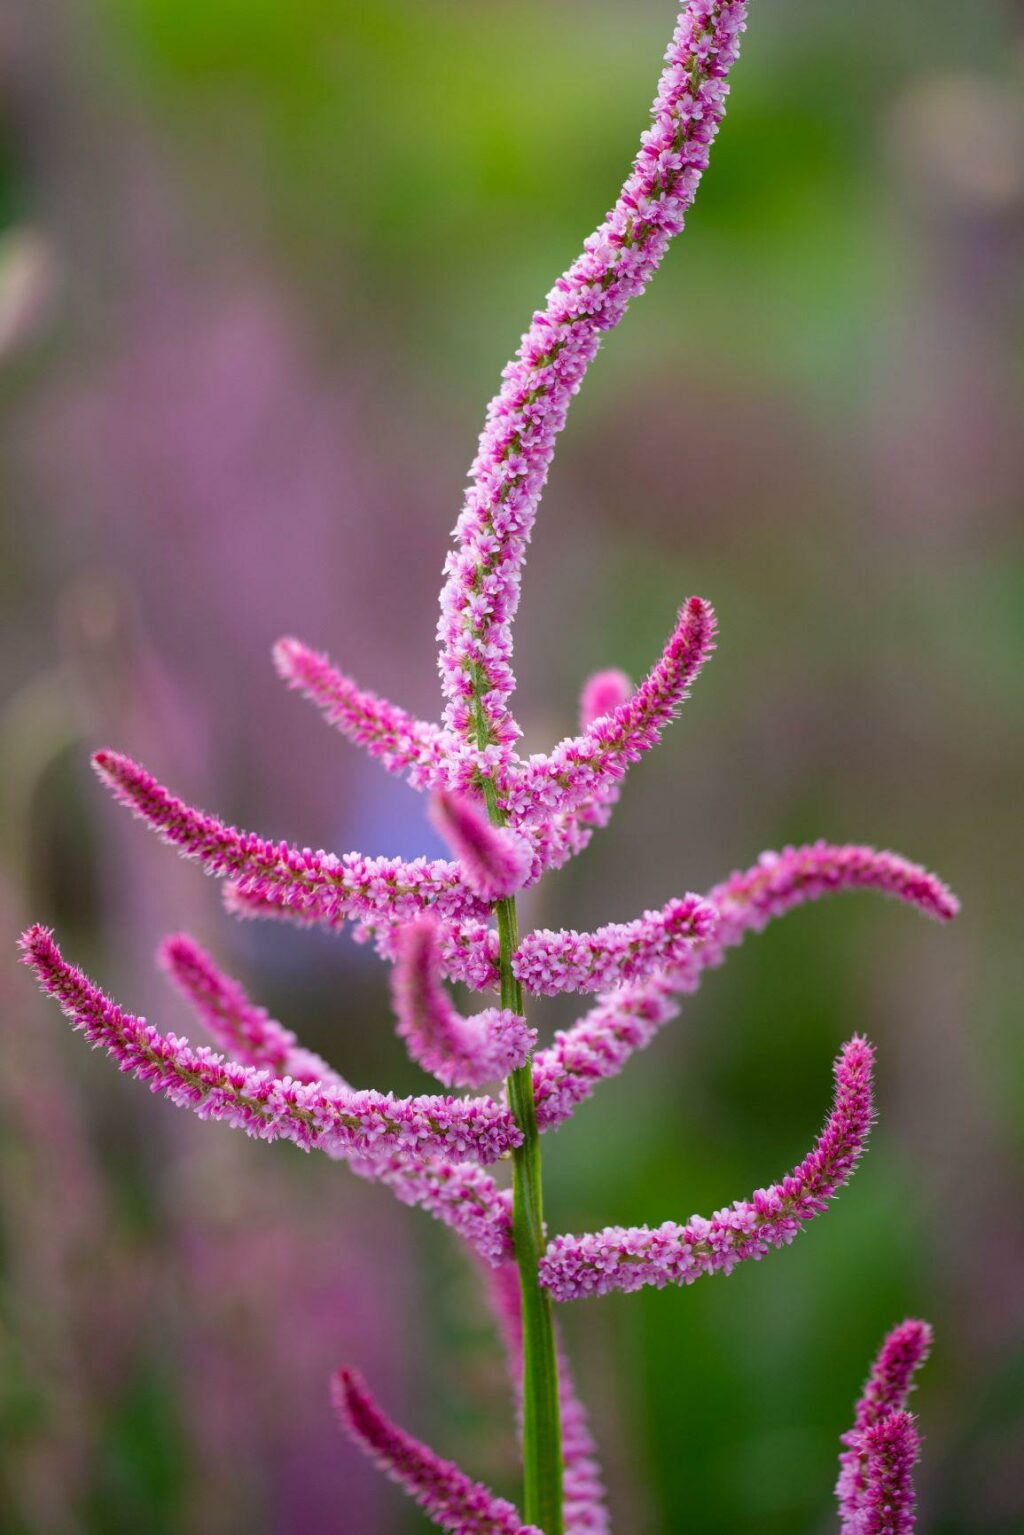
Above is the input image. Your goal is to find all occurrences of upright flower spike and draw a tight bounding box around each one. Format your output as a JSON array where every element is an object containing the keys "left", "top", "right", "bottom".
[
  {"left": 429, "top": 792, "right": 533, "bottom": 902},
  {"left": 511, "top": 893, "right": 718, "bottom": 997},
  {"left": 538, "top": 1035, "right": 874, "bottom": 1301},
  {"left": 272, "top": 636, "right": 460, "bottom": 792},
  {"left": 856, "top": 1412, "right": 921, "bottom": 1535},
  {"left": 92, "top": 750, "right": 486, "bottom": 930},
  {"left": 436, "top": 6, "right": 747, "bottom": 751},
  {"left": 503, "top": 597, "right": 717, "bottom": 826},
  {"left": 392, "top": 917, "right": 536, "bottom": 1090},
  {"left": 20, "top": 926, "right": 521, "bottom": 1166},
  {"left": 159, "top": 932, "right": 344, "bottom": 1087},
  {"left": 837, "top": 1320, "right": 932, "bottom": 1531},
  {"left": 332, "top": 1367, "right": 541, "bottom": 1535}
]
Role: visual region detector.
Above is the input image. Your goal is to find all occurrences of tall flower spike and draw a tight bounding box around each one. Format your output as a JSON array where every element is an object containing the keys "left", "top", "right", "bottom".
[
  {"left": 504, "top": 597, "right": 717, "bottom": 826},
  {"left": 392, "top": 917, "right": 536, "bottom": 1090},
  {"left": 538, "top": 1035, "right": 874, "bottom": 1301},
  {"left": 92, "top": 750, "right": 486, "bottom": 930},
  {"left": 429, "top": 792, "right": 533, "bottom": 902},
  {"left": 837, "top": 1320, "right": 933, "bottom": 1531},
  {"left": 159, "top": 932, "right": 344, "bottom": 1087},
  {"left": 332, "top": 1367, "right": 541, "bottom": 1535},
  {"left": 273, "top": 636, "right": 459, "bottom": 792},
  {"left": 512, "top": 894, "right": 717, "bottom": 997},
  {"left": 437, "top": 6, "right": 747, "bottom": 750},
  {"left": 856, "top": 1412, "right": 921, "bottom": 1535},
  {"left": 485, "top": 1262, "right": 610, "bottom": 1535},
  {"left": 532, "top": 843, "right": 957, "bottom": 1131},
  {"left": 20, "top": 926, "right": 521, "bottom": 1166}
]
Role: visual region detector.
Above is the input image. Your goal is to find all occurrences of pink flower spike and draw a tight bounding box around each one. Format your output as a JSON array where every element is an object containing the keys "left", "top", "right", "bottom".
[
  {"left": 273, "top": 636, "right": 456, "bottom": 791},
  {"left": 92, "top": 749, "right": 486, "bottom": 930},
  {"left": 158, "top": 932, "right": 344, "bottom": 1087},
  {"left": 437, "top": 2, "right": 748, "bottom": 751},
  {"left": 332, "top": 1367, "right": 541, "bottom": 1535},
  {"left": 837, "top": 1320, "right": 932, "bottom": 1530},
  {"left": 429, "top": 792, "right": 532, "bottom": 902},
  {"left": 538, "top": 1035, "right": 874, "bottom": 1301},
  {"left": 579, "top": 670, "right": 633, "bottom": 731},
  {"left": 857, "top": 1412, "right": 921, "bottom": 1535},
  {"left": 513, "top": 894, "right": 717, "bottom": 997},
  {"left": 20, "top": 925, "right": 521, "bottom": 1166},
  {"left": 392, "top": 917, "right": 535, "bottom": 1089},
  {"left": 503, "top": 597, "right": 716, "bottom": 826}
]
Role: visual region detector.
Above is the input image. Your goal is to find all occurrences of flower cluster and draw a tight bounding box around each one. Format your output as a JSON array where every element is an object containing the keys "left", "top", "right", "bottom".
[{"left": 18, "top": 1, "right": 958, "bottom": 1531}]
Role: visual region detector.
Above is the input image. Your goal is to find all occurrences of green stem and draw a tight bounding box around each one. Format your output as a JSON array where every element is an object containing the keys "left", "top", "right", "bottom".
[{"left": 482, "top": 779, "right": 563, "bottom": 1534}]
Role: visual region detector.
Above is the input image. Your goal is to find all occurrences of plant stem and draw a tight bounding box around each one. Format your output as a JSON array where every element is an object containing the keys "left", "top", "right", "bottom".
[{"left": 482, "top": 779, "right": 563, "bottom": 1534}]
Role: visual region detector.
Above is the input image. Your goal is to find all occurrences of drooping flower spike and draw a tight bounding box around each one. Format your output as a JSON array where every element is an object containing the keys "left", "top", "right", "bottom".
[
  {"left": 837, "top": 1320, "right": 932, "bottom": 1532},
  {"left": 159, "top": 931, "right": 344, "bottom": 1087},
  {"left": 531, "top": 842, "right": 956, "bottom": 1131},
  {"left": 333, "top": 1367, "right": 541, "bottom": 1535},
  {"left": 503, "top": 597, "right": 716, "bottom": 827},
  {"left": 538, "top": 1035, "right": 874, "bottom": 1301},
  {"left": 391, "top": 916, "right": 536, "bottom": 1090},
  {"left": 854, "top": 1411, "right": 921, "bottom": 1535},
  {"left": 429, "top": 792, "right": 533, "bottom": 902},
  {"left": 437, "top": 5, "right": 746, "bottom": 752},
  {"left": 92, "top": 749, "right": 486, "bottom": 930},
  {"left": 20, "top": 926, "right": 520, "bottom": 1166}
]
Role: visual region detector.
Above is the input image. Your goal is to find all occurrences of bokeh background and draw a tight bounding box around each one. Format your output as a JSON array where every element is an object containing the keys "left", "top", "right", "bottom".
[{"left": 1, "top": 0, "right": 1022, "bottom": 1530}]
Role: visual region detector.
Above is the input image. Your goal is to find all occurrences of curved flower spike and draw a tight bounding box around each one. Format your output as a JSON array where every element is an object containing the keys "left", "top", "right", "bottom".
[
  {"left": 485, "top": 1262, "right": 610, "bottom": 1535},
  {"left": 579, "top": 670, "right": 633, "bottom": 732},
  {"left": 856, "top": 1412, "right": 921, "bottom": 1535},
  {"left": 273, "top": 636, "right": 457, "bottom": 791},
  {"left": 538, "top": 1035, "right": 874, "bottom": 1301},
  {"left": 437, "top": 0, "right": 747, "bottom": 751},
  {"left": 512, "top": 894, "right": 717, "bottom": 997},
  {"left": 392, "top": 917, "right": 535, "bottom": 1089},
  {"left": 159, "top": 932, "right": 344, "bottom": 1087},
  {"left": 332, "top": 1367, "right": 541, "bottom": 1535},
  {"left": 20, "top": 926, "right": 520, "bottom": 1166},
  {"left": 92, "top": 750, "right": 486, "bottom": 931},
  {"left": 532, "top": 843, "right": 957, "bottom": 1131},
  {"left": 504, "top": 598, "right": 716, "bottom": 826},
  {"left": 429, "top": 792, "right": 532, "bottom": 902},
  {"left": 837, "top": 1319, "right": 932, "bottom": 1531},
  {"left": 351, "top": 1150, "right": 514, "bottom": 1267}
]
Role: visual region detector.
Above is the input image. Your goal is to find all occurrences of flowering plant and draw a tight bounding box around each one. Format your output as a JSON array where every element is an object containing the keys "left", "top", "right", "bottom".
[{"left": 20, "top": 3, "right": 957, "bottom": 1531}]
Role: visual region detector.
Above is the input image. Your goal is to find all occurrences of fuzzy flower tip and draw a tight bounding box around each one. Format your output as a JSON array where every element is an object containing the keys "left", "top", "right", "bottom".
[
  {"left": 837, "top": 1320, "right": 932, "bottom": 1531},
  {"left": 391, "top": 917, "right": 535, "bottom": 1089},
  {"left": 429, "top": 792, "right": 532, "bottom": 902},
  {"left": 436, "top": 0, "right": 747, "bottom": 750},
  {"left": 856, "top": 1412, "right": 921, "bottom": 1535},
  {"left": 158, "top": 932, "right": 342, "bottom": 1087},
  {"left": 91, "top": 749, "right": 485, "bottom": 931},
  {"left": 513, "top": 893, "right": 717, "bottom": 997},
  {"left": 332, "top": 1368, "right": 541, "bottom": 1535},
  {"left": 20, "top": 926, "right": 520, "bottom": 1166},
  {"left": 579, "top": 670, "right": 633, "bottom": 732},
  {"left": 539, "top": 1035, "right": 874, "bottom": 1301}
]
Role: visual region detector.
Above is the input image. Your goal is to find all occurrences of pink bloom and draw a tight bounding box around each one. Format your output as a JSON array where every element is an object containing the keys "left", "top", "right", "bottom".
[
  {"left": 93, "top": 749, "right": 486, "bottom": 930},
  {"left": 837, "top": 1320, "right": 932, "bottom": 1531},
  {"left": 392, "top": 917, "right": 535, "bottom": 1089},
  {"left": 429, "top": 792, "right": 532, "bottom": 901},
  {"left": 538, "top": 1036, "right": 874, "bottom": 1300},
  {"left": 332, "top": 1367, "right": 541, "bottom": 1534},
  {"left": 578, "top": 671, "right": 633, "bottom": 732},
  {"left": 436, "top": 4, "right": 746, "bottom": 750},
  {"left": 512, "top": 893, "right": 717, "bottom": 996},
  {"left": 504, "top": 597, "right": 716, "bottom": 826},
  {"left": 856, "top": 1412, "right": 921, "bottom": 1535},
  {"left": 20, "top": 925, "right": 520, "bottom": 1166},
  {"left": 159, "top": 931, "right": 343, "bottom": 1086}
]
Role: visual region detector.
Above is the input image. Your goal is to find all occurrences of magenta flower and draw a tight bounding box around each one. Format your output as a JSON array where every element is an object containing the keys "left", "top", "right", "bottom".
[{"left": 18, "top": 2, "right": 959, "bottom": 1530}]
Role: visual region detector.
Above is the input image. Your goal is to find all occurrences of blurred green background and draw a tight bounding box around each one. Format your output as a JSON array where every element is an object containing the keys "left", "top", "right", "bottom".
[{"left": 1, "top": 1, "right": 1022, "bottom": 1531}]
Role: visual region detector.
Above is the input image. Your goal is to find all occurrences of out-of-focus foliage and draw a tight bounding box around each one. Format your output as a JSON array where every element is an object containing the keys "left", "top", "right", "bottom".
[{"left": 1, "top": 1, "right": 1021, "bottom": 1532}]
